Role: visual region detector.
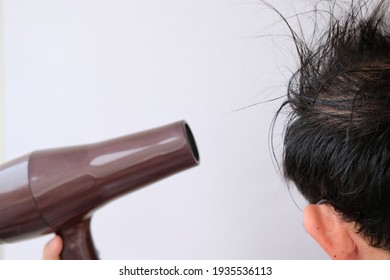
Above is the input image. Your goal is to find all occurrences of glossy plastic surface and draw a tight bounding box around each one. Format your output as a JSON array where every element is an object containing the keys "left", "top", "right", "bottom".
[
  {"left": 0, "top": 121, "right": 199, "bottom": 259},
  {"left": 0, "top": 155, "right": 49, "bottom": 242}
]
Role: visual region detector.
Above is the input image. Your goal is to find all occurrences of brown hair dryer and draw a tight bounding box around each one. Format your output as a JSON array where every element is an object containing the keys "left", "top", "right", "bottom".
[{"left": 0, "top": 121, "right": 199, "bottom": 259}]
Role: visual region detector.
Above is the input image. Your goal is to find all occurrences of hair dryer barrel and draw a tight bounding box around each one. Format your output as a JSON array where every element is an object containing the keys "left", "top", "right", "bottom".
[
  {"left": 0, "top": 155, "right": 49, "bottom": 242},
  {"left": 30, "top": 120, "right": 199, "bottom": 229},
  {"left": 0, "top": 120, "right": 199, "bottom": 259}
]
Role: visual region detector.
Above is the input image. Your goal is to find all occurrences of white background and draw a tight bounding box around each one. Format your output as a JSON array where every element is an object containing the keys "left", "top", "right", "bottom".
[{"left": 2, "top": 0, "right": 327, "bottom": 259}]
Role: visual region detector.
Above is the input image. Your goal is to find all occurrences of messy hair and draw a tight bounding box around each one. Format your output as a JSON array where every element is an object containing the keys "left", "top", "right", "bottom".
[{"left": 279, "top": 0, "right": 390, "bottom": 249}]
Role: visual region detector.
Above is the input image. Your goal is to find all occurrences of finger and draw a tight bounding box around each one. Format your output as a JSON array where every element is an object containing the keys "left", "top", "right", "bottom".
[{"left": 42, "top": 235, "right": 63, "bottom": 260}]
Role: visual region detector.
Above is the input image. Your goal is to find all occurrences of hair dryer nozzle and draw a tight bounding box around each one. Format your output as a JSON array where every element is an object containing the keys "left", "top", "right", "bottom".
[{"left": 184, "top": 122, "right": 200, "bottom": 164}]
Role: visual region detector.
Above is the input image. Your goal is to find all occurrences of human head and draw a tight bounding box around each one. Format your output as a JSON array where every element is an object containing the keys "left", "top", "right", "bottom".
[{"left": 278, "top": 0, "right": 390, "bottom": 259}]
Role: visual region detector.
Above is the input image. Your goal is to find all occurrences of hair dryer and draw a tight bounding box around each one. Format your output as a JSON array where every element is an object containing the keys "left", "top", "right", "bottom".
[{"left": 0, "top": 120, "right": 199, "bottom": 259}]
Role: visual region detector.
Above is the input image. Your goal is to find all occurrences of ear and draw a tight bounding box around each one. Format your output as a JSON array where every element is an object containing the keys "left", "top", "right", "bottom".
[{"left": 303, "top": 204, "right": 358, "bottom": 259}]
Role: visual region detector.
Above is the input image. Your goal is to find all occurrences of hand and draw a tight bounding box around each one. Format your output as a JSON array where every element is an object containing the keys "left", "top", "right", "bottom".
[{"left": 42, "top": 235, "right": 63, "bottom": 260}]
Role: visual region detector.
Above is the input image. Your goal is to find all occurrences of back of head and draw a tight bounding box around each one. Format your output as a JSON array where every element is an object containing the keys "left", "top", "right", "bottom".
[{"left": 281, "top": 0, "right": 390, "bottom": 249}]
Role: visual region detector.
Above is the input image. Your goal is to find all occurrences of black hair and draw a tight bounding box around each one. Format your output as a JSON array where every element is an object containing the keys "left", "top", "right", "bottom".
[{"left": 277, "top": 0, "right": 390, "bottom": 249}]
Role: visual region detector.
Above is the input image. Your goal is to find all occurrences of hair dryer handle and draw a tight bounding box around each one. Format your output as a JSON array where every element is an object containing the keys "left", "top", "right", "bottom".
[{"left": 57, "top": 218, "right": 99, "bottom": 260}]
